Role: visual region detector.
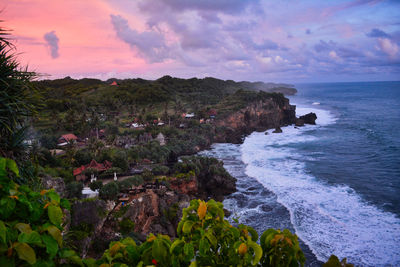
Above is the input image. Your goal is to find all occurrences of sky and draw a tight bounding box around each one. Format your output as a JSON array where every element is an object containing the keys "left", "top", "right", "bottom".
[{"left": 1, "top": 0, "right": 400, "bottom": 83}]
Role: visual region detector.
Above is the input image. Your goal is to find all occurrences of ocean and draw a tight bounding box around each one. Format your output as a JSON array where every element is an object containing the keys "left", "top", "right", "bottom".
[{"left": 200, "top": 81, "right": 400, "bottom": 266}]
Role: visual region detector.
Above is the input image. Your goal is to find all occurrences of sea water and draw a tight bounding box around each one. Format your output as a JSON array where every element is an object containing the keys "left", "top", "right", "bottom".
[{"left": 200, "top": 81, "right": 400, "bottom": 266}]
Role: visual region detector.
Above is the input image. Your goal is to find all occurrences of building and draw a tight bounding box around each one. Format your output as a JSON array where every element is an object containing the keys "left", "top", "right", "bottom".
[
  {"left": 58, "top": 133, "right": 78, "bottom": 147},
  {"left": 73, "top": 159, "right": 112, "bottom": 181},
  {"left": 156, "top": 133, "right": 166, "bottom": 146},
  {"left": 49, "top": 149, "right": 65, "bottom": 156},
  {"left": 110, "top": 81, "right": 118, "bottom": 86},
  {"left": 185, "top": 113, "right": 195, "bottom": 118}
]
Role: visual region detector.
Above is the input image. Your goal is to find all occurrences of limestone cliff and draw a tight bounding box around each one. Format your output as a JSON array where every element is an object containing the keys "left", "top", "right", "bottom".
[{"left": 215, "top": 96, "right": 296, "bottom": 143}]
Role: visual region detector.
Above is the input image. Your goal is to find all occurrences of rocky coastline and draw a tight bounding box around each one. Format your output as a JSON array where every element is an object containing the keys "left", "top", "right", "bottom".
[{"left": 55, "top": 93, "right": 317, "bottom": 258}]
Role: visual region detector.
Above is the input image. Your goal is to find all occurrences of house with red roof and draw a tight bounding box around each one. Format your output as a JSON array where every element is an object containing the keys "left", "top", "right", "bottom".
[
  {"left": 58, "top": 133, "right": 78, "bottom": 147},
  {"left": 110, "top": 81, "right": 118, "bottom": 86},
  {"left": 73, "top": 159, "right": 112, "bottom": 181}
]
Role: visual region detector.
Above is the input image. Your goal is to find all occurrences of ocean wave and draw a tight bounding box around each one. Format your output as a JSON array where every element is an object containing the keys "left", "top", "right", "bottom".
[{"left": 241, "top": 107, "right": 400, "bottom": 266}]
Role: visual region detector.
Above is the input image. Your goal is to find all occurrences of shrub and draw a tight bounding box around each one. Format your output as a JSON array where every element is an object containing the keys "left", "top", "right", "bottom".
[
  {"left": 152, "top": 165, "right": 169, "bottom": 175},
  {"left": 117, "top": 179, "right": 133, "bottom": 191},
  {"left": 260, "top": 228, "right": 305, "bottom": 266},
  {"left": 74, "top": 150, "right": 92, "bottom": 166},
  {"left": 0, "top": 157, "right": 81, "bottom": 266},
  {"left": 125, "top": 176, "right": 144, "bottom": 186},
  {"left": 99, "top": 182, "right": 119, "bottom": 200},
  {"left": 112, "top": 151, "right": 129, "bottom": 172},
  {"left": 89, "top": 180, "right": 103, "bottom": 191},
  {"left": 66, "top": 181, "right": 83, "bottom": 199},
  {"left": 142, "top": 169, "right": 154, "bottom": 182},
  {"left": 175, "top": 170, "right": 195, "bottom": 180},
  {"left": 119, "top": 218, "right": 135, "bottom": 235}
]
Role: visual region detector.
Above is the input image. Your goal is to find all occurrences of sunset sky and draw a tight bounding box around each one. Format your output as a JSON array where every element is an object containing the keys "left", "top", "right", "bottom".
[{"left": 2, "top": 0, "right": 400, "bottom": 82}]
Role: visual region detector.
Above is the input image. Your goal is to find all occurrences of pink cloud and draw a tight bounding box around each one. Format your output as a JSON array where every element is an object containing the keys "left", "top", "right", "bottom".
[{"left": 1, "top": 0, "right": 150, "bottom": 78}]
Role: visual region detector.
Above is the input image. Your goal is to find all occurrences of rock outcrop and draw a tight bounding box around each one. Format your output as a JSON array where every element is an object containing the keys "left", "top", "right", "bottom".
[
  {"left": 299, "top": 112, "right": 317, "bottom": 125},
  {"left": 215, "top": 96, "right": 296, "bottom": 143},
  {"left": 41, "top": 175, "right": 66, "bottom": 198},
  {"left": 70, "top": 199, "right": 115, "bottom": 258},
  {"left": 196, "top": 172, "right": 236, "bottom": 202}
]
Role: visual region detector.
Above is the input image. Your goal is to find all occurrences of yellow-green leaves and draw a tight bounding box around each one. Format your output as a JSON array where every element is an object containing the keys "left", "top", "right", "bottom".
[
  {"left": 14, "top": 242, "right": 36, "bottom": 264},
  {"left": 15, "top": 223, "right": 32, "bottom": 234},
  {"left": 182, "top": 220, "right": 195, "bottom": 234},
  {"left": 18, "top": 231, "right": 42, "bottom": 246},
  {"left": 0, "top": 157, "right": 68, "bottom": 265},
  {"left": 260, "top": 228, "right": 305, "bottom": 267},
  {"left": 46, "top": 225, "right": 63, "bottom": 247},
  {"left": 247, "top": 240, "right": 262, "bottom": 266},
  {"left": 48, "top": 204, "right": 63, "bottom": 226},
  {"left": 6, "top": 158, "right": 19, "bottom": 177}
]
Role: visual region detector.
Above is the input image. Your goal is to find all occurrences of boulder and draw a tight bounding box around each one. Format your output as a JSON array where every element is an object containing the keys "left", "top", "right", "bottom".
[
  {"left": 295, "top": 119, "right": 305, "bottom": 127},
  {"left": 272, "top": 127, "right": 283, "bottom": 133},
  {"left": 299, "top": 112, "right": 317, "bottom": 125}
]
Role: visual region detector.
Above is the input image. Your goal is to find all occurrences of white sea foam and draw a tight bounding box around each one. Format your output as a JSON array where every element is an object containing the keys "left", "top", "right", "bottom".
[
  {"left": 241, "top": 106, "right": 400, "bottom": 266},
  {"left": 312, "top": 102, "right": 320, "bottom": 105},
  {"left": 296, "top": 106, "right": 337, "bottom": 126}
]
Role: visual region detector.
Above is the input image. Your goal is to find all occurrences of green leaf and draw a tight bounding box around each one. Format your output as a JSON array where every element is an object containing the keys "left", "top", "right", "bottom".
[
  {"left": 248, "top": 240, "right": 263, "bottom": 266},
  {"left": 15, "top": 223, "right": 32, "bottom": 234},
  {"left": 68, "top": 255, "right": 84, "bottom": 266},
  {"left": 46, "top": 191, "right": 60, "bottom": 204},
  {"left": 183, "top": 242, "right": 194, "bottom": 261},
  {"left": 46, "top": 225, "right": 62, "bottom": 247},
  {"left": 229, "top": 227, "right": 240, "bottom": 239},
  {"left": 182, "top": 221, "right": 195, "bottom": 234},
  {"left": 247, "top": 227, "right": 259, "bottom": 242},
  {"left": 0, "top": 220, "right": 6, "bottom": 244},
  {"left": 60, "top": 198, "right": 71, "bottom": 210},
  {"left": 170, "top": 239, "right": 184, "bottom": 254},
  {"left": 205, "top": 231, "right": 217, "bottom": 248},
  {"left": 59, "top": 248, "right": 76, "bottom": 258},
  {"left": 199, "top": 238, "right": 210, "bottom": 256},
  {"left": 14, "top": 242, "right": 36, "bottom": 265},
  {"left": 6, "top": 158, "right": 19, "bottom": 177},
  {"left": 126, "top": 244, "right": 140, "bottom": 263},
  {"left": 82, "top": 258, "right": 97, "bottom": 267},
  {"left": 48, "top": 205, "right": 63, "bottom": 226},
  {"left": 42, "top": 234, "right": 58, "bottom": 258},
  {"left": 152, "top": 238, "right": 167, "bottom": 261},
  {"left": 0, "top": 197, "right": 16, "bottom": 218},
  {"left": 18, "top": 231, "right": 42, "bottom": 246}
]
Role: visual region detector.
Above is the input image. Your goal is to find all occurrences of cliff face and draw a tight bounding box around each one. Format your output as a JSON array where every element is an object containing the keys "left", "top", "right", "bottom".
[
  {"left": 76, "top": 172, "right": 235, "bottom": 258},
  {"left": 215, "top": 97, "right": 296, "bottom": 143}
]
